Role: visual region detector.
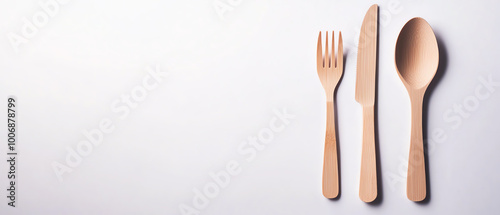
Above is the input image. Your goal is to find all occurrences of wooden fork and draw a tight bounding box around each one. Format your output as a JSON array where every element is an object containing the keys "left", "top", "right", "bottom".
[{"left": 317, "top": 31, "right": 343, "bottom": 198}]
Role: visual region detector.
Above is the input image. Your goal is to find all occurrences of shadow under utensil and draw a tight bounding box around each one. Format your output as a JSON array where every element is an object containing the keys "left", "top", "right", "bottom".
[
  {"left": 417, "top": 32, "right": 448, "bottom": 205},
  {"left": 328, "top": 51, "right": 348, "bottom": 201},
  {"left": 368, "top": 9, "right": 383, "bottom": 205}
]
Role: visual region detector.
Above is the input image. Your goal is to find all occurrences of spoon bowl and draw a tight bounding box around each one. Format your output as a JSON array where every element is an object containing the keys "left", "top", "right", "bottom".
[
  {"left": 394, "top": 17, "right": 439, "bottom": 202},
  {"left": 396, "top": 17, "right": 439, "bottom": 90}
]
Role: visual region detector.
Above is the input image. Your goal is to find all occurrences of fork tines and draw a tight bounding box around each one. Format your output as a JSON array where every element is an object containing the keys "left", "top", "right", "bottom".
[{"left": 316, "top": 31, "right": 344, "bottom": 91}]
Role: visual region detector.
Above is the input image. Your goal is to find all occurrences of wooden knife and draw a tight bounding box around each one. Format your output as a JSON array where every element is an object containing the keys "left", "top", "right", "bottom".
[{"left": 355, "top": 4, "right": 378, "bottom": 203}]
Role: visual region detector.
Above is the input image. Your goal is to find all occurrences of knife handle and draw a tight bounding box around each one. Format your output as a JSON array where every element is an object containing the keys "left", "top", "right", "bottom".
[
  {"left": 359, "top": 105, "right": 377, "bottom": 202},
  {"left": 322, "top": 100, "right": 339, "bottom": 198}
]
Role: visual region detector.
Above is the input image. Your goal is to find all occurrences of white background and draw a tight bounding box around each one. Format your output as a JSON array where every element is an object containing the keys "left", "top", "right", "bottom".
[{"left": 0, "top": 0, "right": 499, "bottom": 214}]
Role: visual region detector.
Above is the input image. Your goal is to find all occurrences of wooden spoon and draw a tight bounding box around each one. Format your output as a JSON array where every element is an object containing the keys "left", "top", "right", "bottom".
[{"left": 395, "top": 17, "right": 439, "bottom": 202}]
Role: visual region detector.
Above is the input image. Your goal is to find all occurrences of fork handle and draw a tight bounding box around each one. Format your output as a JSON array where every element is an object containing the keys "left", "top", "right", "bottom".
[
  {"left": 322, "top": 100, "right": 339, "bottom": 198},
  {"left": 359, "top": 105, "right": 377, "bottom": 202}
]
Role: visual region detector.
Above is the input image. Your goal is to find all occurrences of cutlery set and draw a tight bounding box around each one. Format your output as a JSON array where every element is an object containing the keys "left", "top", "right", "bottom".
[{"left": 317, "top": 4, "right": 439, "bottom": 202}]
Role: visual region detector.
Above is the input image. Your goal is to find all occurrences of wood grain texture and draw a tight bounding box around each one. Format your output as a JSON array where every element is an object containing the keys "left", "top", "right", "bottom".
[
  {"left": 359, "top": 105, "right": 377, "bottom": 202},
  {"left": 394, "top": 17, "right": 439, "bottom": 202},
  {"left": 407, "top": 91, "right": 426, "bottom": 201},
  {"left": 355, "top": 4, "right": 378, "bottom": 106},
  {"left": 323, "top": 101, "right": 338, "bottom": 198},
  {"left": 317, "top": 31, "right": 343, "bottom": 198},
  {"left": 355, "top": 4, "right": 378, "bottom": 203}
]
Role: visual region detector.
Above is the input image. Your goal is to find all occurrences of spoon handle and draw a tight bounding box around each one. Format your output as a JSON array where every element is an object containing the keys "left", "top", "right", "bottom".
[
  {"left": 407, "top": 94, "right": 427, "bottom": 201},
  {"left": 322, "top": 100, "right": 339, "bottom": 198},
  {"left": 359, "top": 105, "right": 377, "bottom": 202}
]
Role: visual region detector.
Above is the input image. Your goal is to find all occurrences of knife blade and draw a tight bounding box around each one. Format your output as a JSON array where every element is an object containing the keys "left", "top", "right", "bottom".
[
  {"left": 355, "top": 4, "right": 378, "bottom": 106},
  {"left": 355, "top": 4, "right": 378, "bottom": 203}
]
